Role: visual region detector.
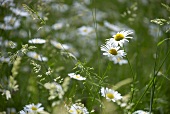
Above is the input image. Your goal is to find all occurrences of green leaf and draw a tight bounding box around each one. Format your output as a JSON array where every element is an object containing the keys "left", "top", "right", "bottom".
[{"left": 157, "top": 38, "right": 170, "bottom": 46}]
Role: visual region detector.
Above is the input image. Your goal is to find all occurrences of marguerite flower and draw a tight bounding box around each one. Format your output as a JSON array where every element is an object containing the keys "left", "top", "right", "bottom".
[
  {"left": 101, "top": 42, "right": 126, "bottom": 60},
  {"left": 68, "top": 103, "right": 89, "bottom": 114},
  {"left": 111, "top": 57, "right": 128, "bottom": 65},
  {"left": 21, "top": 103, "right": 44, "bottom": 114},
  {"left": 100, "top": 87, "right": 122, "bottom": 102},
  {"left": 78, "top": 26, "right": 94, "bottom": 36},
  {"left": 27, "top": 51, "right": 48, "bottom": 61},
  {"left": 50, "top": 40, "right": 70, "bottom": 50},
  {"left": 132, "top": 110, "right": 149, "bottom": 114},
  {"left": 107, "top": 30, "right": 133, "bottom": 47},
  {"left": 28, "top": 38, "right": 46, "bottom": 44},
  {"left": 52, "top": 22, "right": 63, "bottom": 30},
  {"left": 68, "top": 73, "right": 86, "bottom": 81}
]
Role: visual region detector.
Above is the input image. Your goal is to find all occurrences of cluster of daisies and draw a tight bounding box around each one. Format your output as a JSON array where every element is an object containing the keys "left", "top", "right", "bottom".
[{"left": 101, "top": 30, "right": 133, "bottom": 65}]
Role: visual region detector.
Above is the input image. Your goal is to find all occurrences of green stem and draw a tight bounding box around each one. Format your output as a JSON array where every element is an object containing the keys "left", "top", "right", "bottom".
[
  {"left": 123, "top": 46, "right": 135, "bottom": 103},
  {"left": 133, "top": 49, "right": 170, "bottom": 111}
]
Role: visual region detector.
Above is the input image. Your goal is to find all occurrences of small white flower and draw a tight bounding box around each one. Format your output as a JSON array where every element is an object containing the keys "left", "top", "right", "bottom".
[
  {"left": 107, "top": 30, "right": 133, "bottom": 47},
  {"left": 27, "top": 51, "right": 48, "bottom": 62},
  {"left": 52, "top": 22, "right": 63, "bottom": 30},
  {"left": 132, "top": 110, "right": 149, "bottom": 114},
  {"left": 100, "top": 87, "right": 122, "bottom": 102},
  {"left": 101, "top": 42, "right": 126, "bottom": 60},
  {"left": 104, "top": 21, "right": 121, "bottom": 32},
  {"left": 0, "top": 57, "right": 10, "bottom": 62},
  {"left": 10, "top": 7, "right": 29, "bottom": 17},
  {"left": 111, "top": 57, "right": 128, "bottom": 65},
  {"left": 28, "top": 38, "right": 46, "bottom": 44},
  {"left": 0, "top": 15, "right": 20, "bottom": 30},
  {"left": 68, "top": 103, "right": 89, "bottom": 114},
  {"left": 21, "top": 103, "right": 44, "bottom": 114},
  {"left": 44, "top": 82, "right": 64, "bottom": 100},
  {"left": 5, "top": 90, "right": 11, "bottom": 100},
  {"left": 68, "top": 73, "right": 86, "bottom": 81},
  {"left": 50, "top": 40, "right": 70, "bottom": 50},
  {"left": 78, "top": 26, "right": 94, "bottom": 36}
]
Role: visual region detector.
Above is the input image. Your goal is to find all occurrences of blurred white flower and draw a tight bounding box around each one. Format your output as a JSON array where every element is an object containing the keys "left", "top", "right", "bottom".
[
  {"left": 0, "top": 15, "right": 20, "bottom": 30},
  {"left": 5, "top": 90, "right": 11, "bottom": 100},
  {"left": 68, "top": 73, "right": 86, "bottom": 81},
  {"left": 7, "top": 108, "right": 16, "bottom": 114},
  {"left": 0, "top": 0, "right": 15, "bottom": 7},
  {"left": 52, "top": 22, "right": 63, "bottom": 30},
  {"left": 104, "top": 21, "right": 121, "bottom": 32},
  {"left": 78, "top": 26, "right": 94, "bottom": 36},
  {"left": 28, "top": 38, "right": 46, "bottom": 44},
  {"left": 51, "top": 3, "right": 69, "bottom": 12},
  {"left": 27, "top": 51, "right": 48, "bottom": 62},
  {"left": 3, "top": 40, "right": 17, "bottom": 48},
  {"left": 100, "top": 87, "right": 122, "bottom": 102},
  {"left": 101, "top": 42, "right": 126, "bottom": 60},
  {"left": 10, "top": 7, "right": 29, "bottom": 17},
  {"left": 68, "top": 103, "right": 89, "bottom": 114},
  {"left": 111, "top": 57, "right": 128, "bottom": 65},
  {"left": 44, "top": 82, "right": 64, "bottom": 100},
  {"left": 132, "top": 110, "right": 149, "bottom": 114},
  {"left": 50, "top": 40, "right": 70, "bottom": 50},
  {"left": 20, "top": 103, "right": 48, "bottom": 114},
  {"left": 107, "top": 30, "right": 133, "bottom": 47},
  {"left": 0, "top": 57, "right": 10, "bottom": 63}
]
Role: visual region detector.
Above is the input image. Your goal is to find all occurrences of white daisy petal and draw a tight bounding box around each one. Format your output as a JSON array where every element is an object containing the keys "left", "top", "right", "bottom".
[{"left": 68, "top": 73, "right": 86, "bottom": 81}]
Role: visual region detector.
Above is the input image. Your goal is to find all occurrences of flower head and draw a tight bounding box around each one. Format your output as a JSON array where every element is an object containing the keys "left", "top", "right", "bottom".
[
  {"left": 27, "top": 51, "right": 48, "bottom": 61},
  {"left": 68, "top": 103, "right": 89, "bottom": 114},
  {"left": 132, "top": 110, "right": 149, "bottom": 114},
  {"left": 28, "top": 38, "right": 46, "bottom": 44},
  {"left": 101, "top": 42, "right": 126, "bottom": 60},
  {"left": 20, "top": 103, "right": 44, "bottom": 114},
  {"left": 44, "top": 82, "right": 64, "bottom": 100},
  {"left": 107, "top": 30, "right": 133, "bottom": 47},
  {"left": 100, "top": 87, "right": 122, "bottom": 102},
  {"left": 78, "top": 26, "right": 94, "bottom": 36},
  {"left": 50, "top": 40, "right": 70, "bottom": 50},
  {"left": 68, "top": 73, "right": 86, "bottom": 81},
  {"left": 111, "top": 57, "right": 128, "bottom": 65}
]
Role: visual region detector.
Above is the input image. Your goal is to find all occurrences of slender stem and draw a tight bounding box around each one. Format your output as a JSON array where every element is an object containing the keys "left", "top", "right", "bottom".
[
  {"left": 133, "top": 49, "right": 170, "bottom": 111},
  {"left": 149, "top": 47, "right": 158, "bottom": 113},
  {"left": 123, "top": 46, "right": 135, "bottom": 103}
]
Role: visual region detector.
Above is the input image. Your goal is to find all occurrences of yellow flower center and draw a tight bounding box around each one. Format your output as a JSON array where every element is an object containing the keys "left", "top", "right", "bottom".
[
  {"left": 31, "top": 106, "right": 38, "bottom": 111},
  {"left": 75, "top": 75, "right": 80, "bottom": 78},
  {"left": 109, "top": 49, "right": 117, "bottom": 55},
  {"left": 69, "top": 109, "right": 74, "bottom": 113},
  {"left": 83, "top": 29, "right": 87, "bottom": 32},
  {"left": 114, "top": 33, "right": 124, "bottom": 41},
  {"left": 76, "top": 109, "right": 83, "bottom": 114},
  {"left": 34, "top": 54, "right": 39, "bottom": 59},
  {"left": 106, "top": 93, "right": 114, "bottom": 99}
]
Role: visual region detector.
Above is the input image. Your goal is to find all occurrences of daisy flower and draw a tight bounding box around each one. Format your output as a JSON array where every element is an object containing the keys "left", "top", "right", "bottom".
[
  {"left": 52, "top": 22, "right": 63, "bottom": 30},
  {"left": 78, "top": 26, "right": 94, "bottom": 36},
  {"left": 28, "top": 38, "right": 46, "bottom": 44},
  {"left": 27, "top": 51, "right": 48, "bottom": 62},
  {"left": 107, "top": 30, "right": 133, "bottom": 47},
  {"left": 68, "top": 73, "right": 86, "bottom": 81},
  {"left": 111, "top": 57, "right": 128, "bottom": 65},
  {"left": 68, "top": 103, "right": 89, "bottom": 114},
  {"left": 132, "top": 110, "right": 149, "bottom": 114},
  {"left": 101, "top": 42, "right": 126, "bottom": 60},
  {"left": 50, "top": 40, "right": 70, "bottom": 50},
  {"left": 20, "top": 103, "right": 44, "bottom": 114},
  {"left": 100, "top": 87, "right": 122, "bottom": 102}
]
